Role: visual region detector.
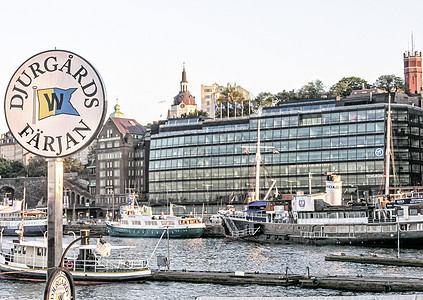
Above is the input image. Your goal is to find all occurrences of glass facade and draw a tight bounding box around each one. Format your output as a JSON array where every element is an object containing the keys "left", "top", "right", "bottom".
[{"left": 149, "top": 101, "right": 423, "bottom": 205}]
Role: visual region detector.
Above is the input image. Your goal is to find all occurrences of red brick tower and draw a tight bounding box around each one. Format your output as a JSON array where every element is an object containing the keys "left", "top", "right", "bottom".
[{"left": 404, "top": 50, "right": 422, "bottom": 95}]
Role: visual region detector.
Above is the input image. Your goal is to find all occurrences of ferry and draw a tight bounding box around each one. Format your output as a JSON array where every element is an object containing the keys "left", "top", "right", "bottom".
[
  {"left": 0, "top": 234, "right": 152, "bottom": 282},
  {"left": 106, "top": 203, "right": 206, "bottom": 238},
  {"left": 0, "top": 200, "right": 48, "bottom": 236}
]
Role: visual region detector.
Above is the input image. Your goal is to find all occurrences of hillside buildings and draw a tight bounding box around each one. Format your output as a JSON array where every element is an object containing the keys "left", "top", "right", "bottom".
[
  {"left": 201, "top": 83, "right": 251, "bottom": 118},
  {"left": 94, "top": 104, "right": 148, "bottom": 216},
  {"left": 0, "top": 132, "right": 34, "bottom": 165}
]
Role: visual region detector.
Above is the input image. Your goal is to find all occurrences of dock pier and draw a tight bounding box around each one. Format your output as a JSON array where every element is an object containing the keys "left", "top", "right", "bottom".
[
  {"left": 147, "top": 269, "right": 423, "bottom": 293},
  {"left": 325, "top": 254, "right": 423, "bottom": 267},
  {"left": 149, "top": 270, "right": 302, "bottom": 286}
]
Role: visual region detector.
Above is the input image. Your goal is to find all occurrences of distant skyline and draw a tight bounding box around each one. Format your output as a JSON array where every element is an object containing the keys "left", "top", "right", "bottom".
[{"left": 0, "top": 0, "right": 422, "bottom": 132}]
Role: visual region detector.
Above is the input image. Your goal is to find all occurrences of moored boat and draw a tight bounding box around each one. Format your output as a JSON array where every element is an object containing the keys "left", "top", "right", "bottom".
[
  {"left": 0, "top": 200, "right": 48, "bottom": 236},
  {"left": 106, "top": 203, "right": 206, "bottom": 238},
  {"left": 0, "top": 235, "right": 151, "bottom": 282}
]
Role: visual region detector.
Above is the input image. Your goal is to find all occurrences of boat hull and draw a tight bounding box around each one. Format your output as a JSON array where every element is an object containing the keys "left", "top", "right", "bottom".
[
  {"left": 0, "top": 224, "right": 47, "bottom": 236},
  {"left": 106, "top": 224, "right": 205, "bottom": 238},
  {"left": 0, "top": 263, "right": 151, "bottom": 282},
  {"left": 223, "top": 217, "right": 423, "bottom": 248}
]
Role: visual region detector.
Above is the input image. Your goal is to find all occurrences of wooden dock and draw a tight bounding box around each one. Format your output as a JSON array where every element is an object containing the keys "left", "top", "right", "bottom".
[
  {"left": 148, "top": 269, "right": 423, "bottom": 293},
  {"left": 325, "top": 254, "right": 423, "bottom": 267},
  {"left": 300, "top": 275, "right": 423, "bottom": 292},
  {"left": 149, "top": 270, "right": 302, "bottom": 286}
]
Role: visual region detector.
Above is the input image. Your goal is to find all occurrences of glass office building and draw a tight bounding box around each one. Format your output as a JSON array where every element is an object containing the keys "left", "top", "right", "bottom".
[{"left": 149, "top": 93, "right": 423, "bottom": 205}]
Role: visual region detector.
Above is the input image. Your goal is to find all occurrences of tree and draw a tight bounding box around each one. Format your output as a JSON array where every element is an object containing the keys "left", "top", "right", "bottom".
[
  {"left": 329, "top": 77, "right": 371, "bottom": 97},
  {"left": 298, "top": 79, "right": 326, "bottom": 99},
  {"left": 0, "top": 158, "right": 12, "bottom": 178},
  {"left": 374, "top": 75, "right": 404, "bottom": 93},
  {"left": 252, "top": 92, "right": 275, "bottom": 112},
  {"left": 27, "top": 156, "right": 47, "bottom": 177},
  {"left": 217, "top": 85, "right": 246, "bottom": 117},
  {"left": 180, "top": 110, "right": 208, "bottom": 118},
  {"left": 0, "top": 158, "right": 26, "bottom": 178},
  {"left": 64, "top": 157, "right": 84, "bottom": 174},
  {"left": 9, "top": 160, "right": 27, "bottom": 177},
  {"left": 274, "top": 90, "right": 298, "bottom": 105}
]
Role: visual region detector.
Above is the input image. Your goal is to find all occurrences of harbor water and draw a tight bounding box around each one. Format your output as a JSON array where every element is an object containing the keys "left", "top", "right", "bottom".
[{"left": 2, "top": 235, "right": 423, "bottom": 299}]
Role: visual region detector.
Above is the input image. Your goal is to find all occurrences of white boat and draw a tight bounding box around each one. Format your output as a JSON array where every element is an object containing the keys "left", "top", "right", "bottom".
[
  {"left": 0, "top": 200, "right": 48, "bottom": 236},
  {"left": 106, "top": 203, "right": 206, "bottom": 238},
  {"left": 0, "top": 235, "right": 152, "bottom": 283}
]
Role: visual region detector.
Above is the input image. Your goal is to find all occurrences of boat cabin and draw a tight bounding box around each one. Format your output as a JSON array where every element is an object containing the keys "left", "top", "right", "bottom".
[{"left": 7, "top": 240, "right": 47, "bottom": 268}]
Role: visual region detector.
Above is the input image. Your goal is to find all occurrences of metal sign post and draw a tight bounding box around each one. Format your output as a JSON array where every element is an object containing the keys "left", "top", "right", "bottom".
[{"left": 47, "top": 158, "right": 63, "bottom": 277}]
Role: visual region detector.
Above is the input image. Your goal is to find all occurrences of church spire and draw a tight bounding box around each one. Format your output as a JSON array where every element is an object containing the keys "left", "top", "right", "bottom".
[{"left": 180, "top": 62, "right": 188, "bottom": 92}]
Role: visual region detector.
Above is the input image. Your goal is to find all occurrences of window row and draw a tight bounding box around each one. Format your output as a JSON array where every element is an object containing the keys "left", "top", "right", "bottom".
[
  {"left": 151, "top": 122, "right": 386, "bottom": 149},
  {"left": 151, "top": 135, "right": 385, "bottom": 160},
  {"left": 150, "top": 160, "right": 385, "bottom": 183}
]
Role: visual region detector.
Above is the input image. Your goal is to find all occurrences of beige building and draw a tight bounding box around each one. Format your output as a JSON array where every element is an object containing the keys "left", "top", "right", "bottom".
[
  {"left": 0, "top": 132, "right": 34, "bottom": 164},
  {"left": 201, "top": 83, "right": 251, "bottom": 118}
]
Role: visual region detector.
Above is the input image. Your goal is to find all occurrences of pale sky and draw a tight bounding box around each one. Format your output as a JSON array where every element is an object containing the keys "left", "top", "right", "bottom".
[{"left": 1, "top": 0, "right": 422, "bottom": 131}]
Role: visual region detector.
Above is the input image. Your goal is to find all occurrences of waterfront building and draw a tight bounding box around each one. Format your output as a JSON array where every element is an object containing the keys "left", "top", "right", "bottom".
[
  {"left": 404, "top": 50, "right": 422, "bottom": 95},
  {"left": 201, "top": 83, "right": 251, "bottom": 118},
  {"left": 94, "top": 104, "right": 148, "bottom": 216},
  {"left": 149, "top": 91, "right": 423, "bottom": 206},
  {"left": 169, "top": 64, "right": 197, "bottom": 118},
  {"left": 0, "top": 132, "right": 34, "bottom": 165}
]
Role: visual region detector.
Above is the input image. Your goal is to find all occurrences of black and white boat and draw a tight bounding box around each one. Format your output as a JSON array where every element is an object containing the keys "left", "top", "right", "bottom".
[{"left": 0, "top": 235, "right": 152, "bottom": 283}]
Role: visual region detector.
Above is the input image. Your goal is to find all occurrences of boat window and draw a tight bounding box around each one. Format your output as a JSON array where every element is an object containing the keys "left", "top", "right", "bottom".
[
  {"left": 397, "top": 209, "right": 404, "bottom": 217},
  {"left": 382, "top": 225, "right": 394, "bottom": 232},
  {"left": 329, "top": 213, "right": 336, "bottom": 219},
  {"left": 37, "top": 248, "right": 43, "bottom": 256},
  {"left": 121, "top": 220, "right": 129, "bottom": 225},
  {"left": 324, "top": 226, "right": 336, "bottom": 233},
  {"left": 132, "top": 221, "right": 141, "bottom": 225},
  {"left": 22, "top": 246, "right": 26, "bottom": 255},
  {"left": 145, "top": 221, "right": 157, "bottom": 225},
  {"left": 410, "top": 209, "right": 418, "bottom": 216},
  {"left": 368, "top": 225, "right": 381, "bottom": 232},
  {"left": 162, "top": 221, "right": 175, "bottom": 226},
  {"left": 338, "top": 226, "right": 349, "bottom": 233},
  {"left": 354, "top": 225, "right": 366, "bottom": 232}
]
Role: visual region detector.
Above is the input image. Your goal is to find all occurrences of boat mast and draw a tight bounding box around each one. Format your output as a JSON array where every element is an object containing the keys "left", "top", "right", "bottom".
[
  {"left": 384, "top": 93, "right": 392, "bottom": 196},
  {"left": 255, "top": 118, "right": 261, "bottom": 202},
  {"left": 20, "top": 185, "right": 26, "bottom": 240}
]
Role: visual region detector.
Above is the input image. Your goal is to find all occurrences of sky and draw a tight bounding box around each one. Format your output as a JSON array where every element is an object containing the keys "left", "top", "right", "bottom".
[{"left": 0, "top": 0, "right": 422, "bottom": 131}]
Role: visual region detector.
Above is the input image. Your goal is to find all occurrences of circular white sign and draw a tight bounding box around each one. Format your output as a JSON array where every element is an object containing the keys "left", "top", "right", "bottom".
[
  {"left": 4, "top": 50, "right": 107, "bottom": 157},
  {"left": 375, "top": 148, "right": 384, "bottom": 157}
]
